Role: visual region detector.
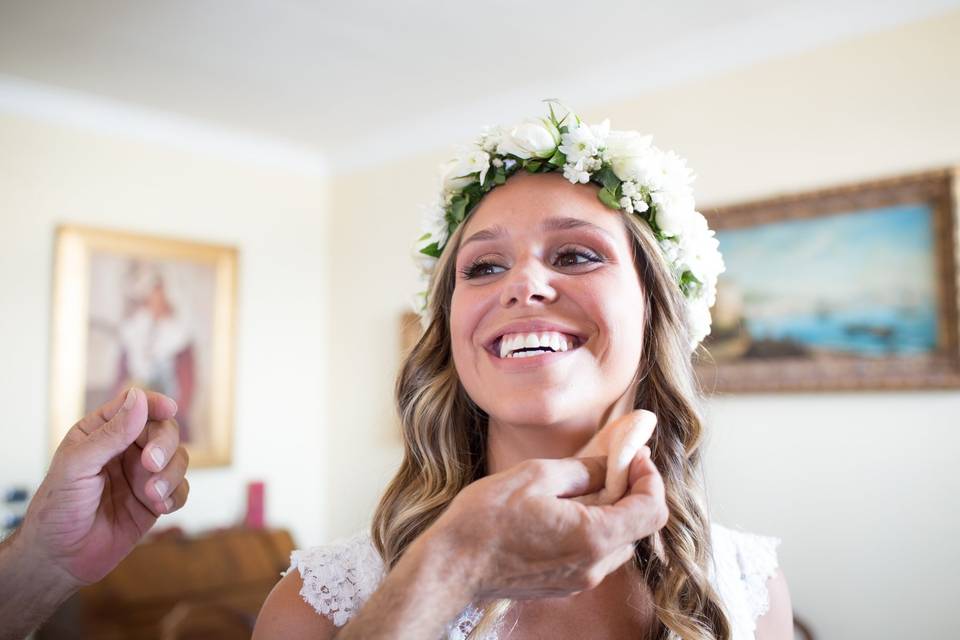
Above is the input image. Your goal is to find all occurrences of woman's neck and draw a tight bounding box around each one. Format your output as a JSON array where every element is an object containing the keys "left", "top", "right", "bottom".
[{"left": 484, "top": 383, "right": 639, "bottom": 475}]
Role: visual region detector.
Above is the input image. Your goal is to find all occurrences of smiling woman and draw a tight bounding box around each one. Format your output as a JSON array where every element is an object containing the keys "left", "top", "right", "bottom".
[{"left": 253, "top": 105, "right": 792, "bottom": 640}]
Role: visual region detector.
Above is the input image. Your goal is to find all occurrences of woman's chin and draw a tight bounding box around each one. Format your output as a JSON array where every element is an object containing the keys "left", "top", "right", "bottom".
[{"left": 487, "top": 397, "right": 584, "bottom": 430}]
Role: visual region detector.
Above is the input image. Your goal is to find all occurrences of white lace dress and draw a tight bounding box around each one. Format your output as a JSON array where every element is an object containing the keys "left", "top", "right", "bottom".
[{"left": 286, "top": 522, "right": 781, "bottom": 639}]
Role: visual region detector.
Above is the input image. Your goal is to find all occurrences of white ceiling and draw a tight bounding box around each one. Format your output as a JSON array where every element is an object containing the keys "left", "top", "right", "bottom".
[{"left": 1, "top": 0, "right": 958, "bottom": 171}]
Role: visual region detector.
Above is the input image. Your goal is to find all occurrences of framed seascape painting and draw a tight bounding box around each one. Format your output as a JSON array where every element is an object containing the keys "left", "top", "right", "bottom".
[
  {"left": 694, "top": 168, "right": 960, "bottom": 393},
  {"left": 49, "top": 226, "right": 238, "bottom": 467}
]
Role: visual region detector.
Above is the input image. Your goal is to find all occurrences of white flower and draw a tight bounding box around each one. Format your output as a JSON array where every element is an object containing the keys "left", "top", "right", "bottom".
[
  {"left": 442, "top": 148, "right": 491, "bottom": 192},
  {"left": 562, "top": 159, "right": 591, "bottom": 184},
  {"left": 603, "top": 130, "right": 651, "bottom": 163},
  {"left": 619, "top": 195, "right": 633, "bottom": 213},
  {"left": 559, "top": 120, "right": 606, "bottom": 163},
  {"left": 615, "top": 148, "right": 663, "bottom": 187},
  {"left": 651, "top": 189, "right": 696, "bottom": 238},
  {"left": 657, "top": 150, "right": 696, "bottom": 194},
  {"left": 621, "top": 180, "right": 639, "bottom": 197},
  {"left": 687, "top": 300, "right": 713, "bottom": 351},
  {"left": 497, "top": 118, "right": 561, "bottom": 160},
  {"left": 415, "top": 200, "right": 449, "bottom": 254},
  {"left": 476, "top": 125, "right": 507, "bottom": 153}
]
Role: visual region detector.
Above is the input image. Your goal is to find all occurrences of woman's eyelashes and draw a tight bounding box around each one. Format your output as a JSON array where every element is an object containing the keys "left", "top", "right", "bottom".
[{"left": 459, "top": 246, "right": 605, "bottom": 280}]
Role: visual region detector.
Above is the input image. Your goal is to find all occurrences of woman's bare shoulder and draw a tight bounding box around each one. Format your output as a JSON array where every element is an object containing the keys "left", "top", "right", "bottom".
[{"left": 253, "top": 570, "right": 338, "bottom": 640}]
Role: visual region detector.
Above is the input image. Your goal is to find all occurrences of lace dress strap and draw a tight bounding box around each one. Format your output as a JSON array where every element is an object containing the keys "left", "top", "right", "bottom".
[
  {"left": 286, "top": 531, "right": 386, "bottom": 627},
  {"left": 710, "top": 522, "right": 782, "bottom": 639},
  {"left": 286, "top": 531, "right": 487, "bottom": 637}
]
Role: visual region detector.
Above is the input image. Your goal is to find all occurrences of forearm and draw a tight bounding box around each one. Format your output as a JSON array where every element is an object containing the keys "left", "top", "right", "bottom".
[
  {"left": 0, "top": 529, "right": 77, "bottom": 640},
  {"left": 337, "top": 527, "right": 483, "bottom": 640}
]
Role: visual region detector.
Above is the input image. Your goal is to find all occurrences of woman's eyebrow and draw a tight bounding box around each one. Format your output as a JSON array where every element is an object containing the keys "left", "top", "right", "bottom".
[
  {"left": 461, "top": 224, "right": 507, "bottom": 249},
  {"left": 460, "top": 216, "right": 613, "bottom": 249},
  {"left": 541, "top": 216, "right": 614, "bottom": 239}
]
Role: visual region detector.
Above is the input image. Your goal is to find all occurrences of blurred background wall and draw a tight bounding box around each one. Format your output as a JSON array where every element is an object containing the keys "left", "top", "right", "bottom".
[
  {"left": 2, "top": 2, "right": 959, "bottom": 638},
  {"left": 0, "top": 111, "right": 331, "bottom": 549}
]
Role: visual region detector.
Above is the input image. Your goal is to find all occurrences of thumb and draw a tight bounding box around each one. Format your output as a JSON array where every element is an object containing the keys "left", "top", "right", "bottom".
[{"left": 70, "top": 388, "right": 149, "bottom": 477}]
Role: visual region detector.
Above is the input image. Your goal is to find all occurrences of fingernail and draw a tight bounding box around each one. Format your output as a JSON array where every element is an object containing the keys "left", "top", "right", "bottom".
[
  {"left": 154, "top": 479, "right": 170, "bottom": 499},
  {"left": 123, "top": 387, "right": 138, "bottom": 410},
  {"left": 150, "top": 447, "right": 165, "bottom": 469},
  {"left": 163, "top": 498, "right": 174, "bottom": 512}
]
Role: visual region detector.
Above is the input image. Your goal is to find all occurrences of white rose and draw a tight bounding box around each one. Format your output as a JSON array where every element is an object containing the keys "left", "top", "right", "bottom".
[{"left": 497, "top": 118, "right": 561, "bottom": 160}]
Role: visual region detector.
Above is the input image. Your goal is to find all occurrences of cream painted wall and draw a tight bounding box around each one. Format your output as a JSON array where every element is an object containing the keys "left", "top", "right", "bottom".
[
  {"left": 324, "top": 11, "right": 960, "bottom": 640},
  {"left": 0, "top": 113, "right": 330, "bottom": 547}
]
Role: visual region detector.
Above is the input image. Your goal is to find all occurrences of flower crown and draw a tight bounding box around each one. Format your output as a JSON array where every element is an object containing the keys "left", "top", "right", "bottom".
[{"left": 414, "top": 101, "right": 725, "bottom": 352}]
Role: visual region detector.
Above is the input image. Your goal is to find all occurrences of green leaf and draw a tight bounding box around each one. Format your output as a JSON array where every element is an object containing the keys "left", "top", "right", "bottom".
[
  {"left": 417, "top": 232, "right": 431, "bottom": 242},
  {"left": 597, "top": 166, "right": 620, "bottom": 192},
  {"left": 598, "top": 187, "right": 620, "bottom": 210},
  {"left": 680, "top": 271, "right": 703, "bottom": 296},
  {"left": 419, "top": 242, "right": 441, "bottom": 258},
  {"left": 481, "top": 169, "right": 495, "bottom": 191},
  {"left": 547, "top": 149, "right": 566, "bottom": 167},
  {"left": 524, "top": 159, "right": 543, "bottom": 172},
  {"left": 451, "top": 196, "right": 467, "bottom": 223},
  {"left": 495, "top": 167, "right": 507, "bottom": 184}
]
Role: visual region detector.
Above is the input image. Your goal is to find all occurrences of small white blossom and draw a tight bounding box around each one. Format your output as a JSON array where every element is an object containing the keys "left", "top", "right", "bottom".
[
  {"left": 563, "top": 160, "right": 591, "bottom": 184},
  {"left": 619, "top": 196, "right": 633, "bottom": 213}
]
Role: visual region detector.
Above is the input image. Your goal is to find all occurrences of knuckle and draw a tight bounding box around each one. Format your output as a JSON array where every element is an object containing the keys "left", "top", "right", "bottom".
[
  {"left": 654, "top": 503, "right": 670, "bottom": 529},
  {"left": 578, "top": 524, "right": 608, "bottom": 563},
  {"left": 520, "top": 458, "right": 549, "bottom": 483}
]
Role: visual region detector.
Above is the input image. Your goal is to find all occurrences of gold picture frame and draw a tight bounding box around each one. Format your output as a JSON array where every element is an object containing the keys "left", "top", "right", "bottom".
[
  {"left": 50, "top": 225, "right": 238, "bottom": 467},
  {"left": 695, "top": 168, "right": 960, "bottom": 393}
]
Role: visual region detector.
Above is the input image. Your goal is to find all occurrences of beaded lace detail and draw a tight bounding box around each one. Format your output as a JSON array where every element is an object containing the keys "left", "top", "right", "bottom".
[{"left": 289, "top": 523, "right": 780, "bottom": 639}]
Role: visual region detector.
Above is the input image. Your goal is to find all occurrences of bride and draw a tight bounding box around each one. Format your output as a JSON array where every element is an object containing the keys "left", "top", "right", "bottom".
[{"left": 253, "top": 105, "right": 792, "bottom": 639}]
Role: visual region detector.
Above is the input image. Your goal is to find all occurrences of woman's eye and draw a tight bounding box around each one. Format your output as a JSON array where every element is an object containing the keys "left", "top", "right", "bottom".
[
  {"left": 461, "top": 261, "right": 505, "bottom": 279},
  {"left": 555, "top": 249, "right": 602, "bottom": 268}
]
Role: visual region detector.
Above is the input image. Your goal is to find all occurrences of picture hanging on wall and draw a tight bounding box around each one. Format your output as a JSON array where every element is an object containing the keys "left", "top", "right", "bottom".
[
  {"left": 50, "top": 225, "right": 238, "bottom": 467},
  {"left": 695, "top": 168, "right": 960, "bottom": 393}
]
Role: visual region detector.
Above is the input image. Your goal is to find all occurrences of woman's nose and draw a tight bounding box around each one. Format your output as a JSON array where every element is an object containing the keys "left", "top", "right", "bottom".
[{"left": 499, "top": 258, "right": 557, "bottom": 308}]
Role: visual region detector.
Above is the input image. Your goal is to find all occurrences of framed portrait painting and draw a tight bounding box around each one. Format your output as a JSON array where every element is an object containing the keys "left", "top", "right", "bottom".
[
  {"left": 694, "top": 168, "right": 960, "bottom": 393},
  {"left": 50, "top": 226, "right": 238, "bottom": 467}
]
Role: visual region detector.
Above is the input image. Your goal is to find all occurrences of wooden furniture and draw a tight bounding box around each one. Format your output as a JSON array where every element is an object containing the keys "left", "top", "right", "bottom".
[{"left": 38, "top": 527, "right": 294, "bottom": 640}]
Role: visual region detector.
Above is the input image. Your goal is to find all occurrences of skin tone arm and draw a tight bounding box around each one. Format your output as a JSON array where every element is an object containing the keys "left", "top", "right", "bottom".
[
  {"left": 0, "top": 388, "right": 190, "bottom": 640},
  {"left": 756, "top": 569, "right": 794, "bottom": 639},
  {"left": 254, "top": 449, "right": 667, "bottom": 640}
]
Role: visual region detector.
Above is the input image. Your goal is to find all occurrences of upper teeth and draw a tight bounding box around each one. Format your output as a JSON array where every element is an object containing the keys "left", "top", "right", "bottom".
[{"left": 498, "top": 332, "right": 575, "bottom": 358}]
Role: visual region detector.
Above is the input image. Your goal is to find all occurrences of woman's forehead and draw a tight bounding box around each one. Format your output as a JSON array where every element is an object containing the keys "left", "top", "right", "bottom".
[{"left": 460, "top": 172, "right": 624, "bottom": 241}]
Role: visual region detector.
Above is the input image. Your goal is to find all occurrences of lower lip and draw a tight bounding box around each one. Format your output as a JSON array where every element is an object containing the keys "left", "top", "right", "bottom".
[{"left": 486, "top": 346, "right": 580, "bottom": 371}]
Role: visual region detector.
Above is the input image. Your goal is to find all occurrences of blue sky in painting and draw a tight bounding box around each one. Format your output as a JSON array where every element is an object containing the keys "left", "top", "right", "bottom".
[
  {"left": 717, "top": 203, "right": 937, "bottom": 314},
  {"left": 715, "top": 203, "right": 940, "bottom": 355}
]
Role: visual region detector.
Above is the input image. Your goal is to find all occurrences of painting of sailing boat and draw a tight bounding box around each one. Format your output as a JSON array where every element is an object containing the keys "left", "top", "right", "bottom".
[{"left": 696, "top": 169, "right": 960, "bottom": 392}]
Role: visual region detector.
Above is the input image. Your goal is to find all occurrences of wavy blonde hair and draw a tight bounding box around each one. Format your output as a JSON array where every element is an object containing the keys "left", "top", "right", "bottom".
[{"left": 372, "top": 184, "right": 731, "bottom": 639}]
